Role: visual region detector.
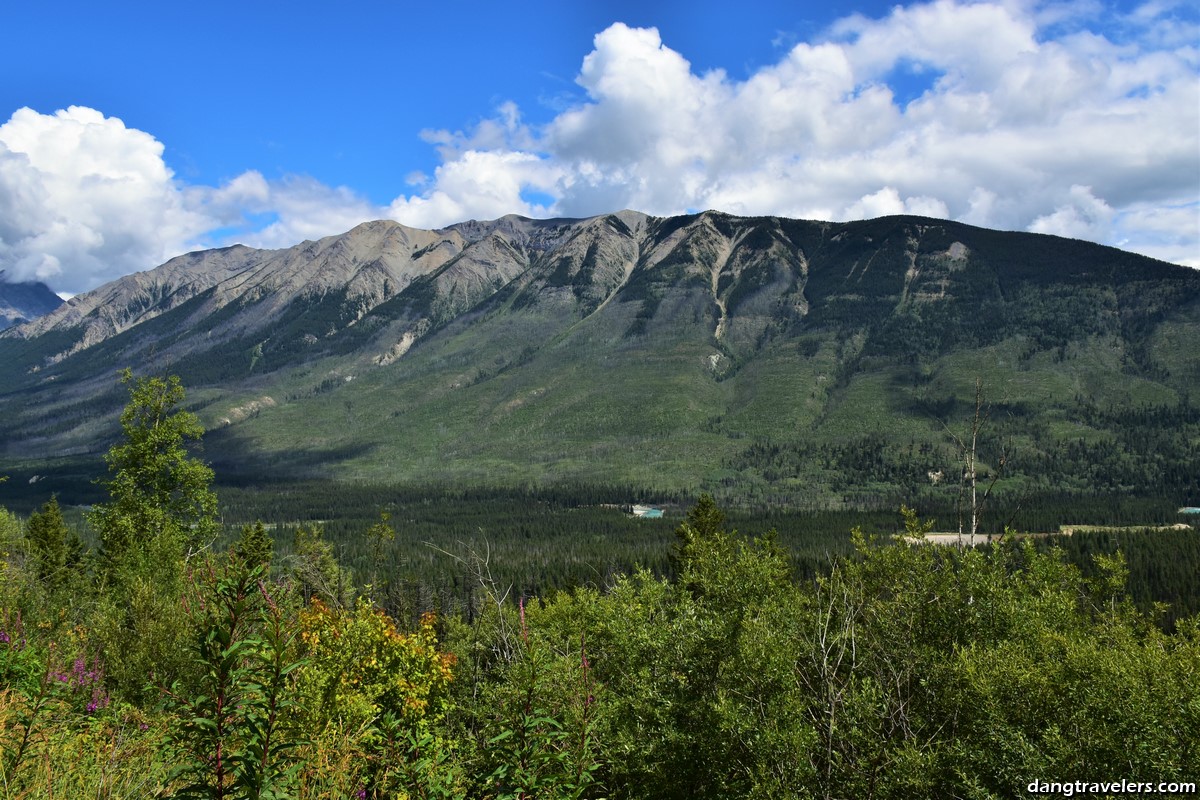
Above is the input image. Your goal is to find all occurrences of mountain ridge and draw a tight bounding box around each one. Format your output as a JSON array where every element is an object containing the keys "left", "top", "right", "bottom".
[{"left": 1, "top": 210, "right": 1196, "bottom": 506}]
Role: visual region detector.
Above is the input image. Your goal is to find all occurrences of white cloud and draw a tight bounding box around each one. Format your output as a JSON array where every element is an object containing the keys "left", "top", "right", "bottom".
[
  {"left": 3, "top": 0, "right": 1197, "bottom": 295},
  {"left": 1111, "top": 200, "right": 1200, "bottom": 266},
  {"left": 419, "top": 101, "right": 536, "bottom": 162},
  {"left": 1029, "top": 184, "right": 1117, "bottom": 239},
  {"left": 386, "top": 150, "right": 564, "bottom": 229},
  {"left": 394, "top": 2, "right": 1199, "bottom": 266},
  {"left": 0, "top": 107, "right": 211, "bottom": 293},
  {"left": 218, "top": 174, "right": 381, "bottom": 250},
  {"left": 0, "top": 108, "right": 400, "bottom": 291},
  {"left": 845, "top": 187, "right": 951, "bottom": 220}
]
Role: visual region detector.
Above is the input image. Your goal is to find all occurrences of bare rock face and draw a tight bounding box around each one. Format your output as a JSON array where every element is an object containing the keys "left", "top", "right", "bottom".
[
  {"left": 0, "top": 225, "right": 462, "bottom": 362},
  {"left": 0, "top": 213, "right": 658, "bottom": 367},
  {"left": 5, "top": 246, "right": 264, "bottom": 357},
  {"left": 5, "top": 209, "right": 1191, "bottom": 381}
]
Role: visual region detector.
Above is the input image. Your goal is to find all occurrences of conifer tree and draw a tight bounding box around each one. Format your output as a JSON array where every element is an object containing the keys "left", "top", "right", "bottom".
[
  {"left": 671, "top": 492, "right": 726, "bottom": 573},
  {"left": 290, "top": 526, "right": 354, "bottom": 607},
  {"left": 25, "top": 495, "right": 82, "bottom": 592},
  {"left": 233, "top": 521, "right": 274, "bottom": 570}
]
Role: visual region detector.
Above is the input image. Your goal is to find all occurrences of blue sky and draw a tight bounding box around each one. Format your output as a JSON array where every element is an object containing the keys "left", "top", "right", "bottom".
[{"left": 2, "top": 0, "right": 1197, "bottom": 294}]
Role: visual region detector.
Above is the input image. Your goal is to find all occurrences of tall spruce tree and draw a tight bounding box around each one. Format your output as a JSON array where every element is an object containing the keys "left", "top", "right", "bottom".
[
  {"left": 25, "top": 495, "right": 82, "bottom": 592},
  {"left": 233, "top": 521, "right": 274, "bottom": 570}
]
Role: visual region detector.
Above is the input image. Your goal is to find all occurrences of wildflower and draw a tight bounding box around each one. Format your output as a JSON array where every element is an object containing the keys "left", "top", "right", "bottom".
[{"left": 258, "top": 580, "right": 278, "bottom": 613}]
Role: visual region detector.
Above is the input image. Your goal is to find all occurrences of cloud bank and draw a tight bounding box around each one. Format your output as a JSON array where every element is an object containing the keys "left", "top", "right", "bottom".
[{"left": 1, "top": 0, "right": 1196, "bottom": 293}]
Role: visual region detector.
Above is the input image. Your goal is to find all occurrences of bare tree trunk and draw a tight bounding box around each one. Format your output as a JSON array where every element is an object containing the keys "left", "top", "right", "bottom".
[
  {"left": 941, "top": 377, "right": 1005, "bottom": 546},
  {"left": 969, "top": 378, "right": 982, "bottom": 541}
]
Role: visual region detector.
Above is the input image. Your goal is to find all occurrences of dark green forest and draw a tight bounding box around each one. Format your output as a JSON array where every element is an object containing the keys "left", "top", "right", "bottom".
[{"left": 1, "top": 373, "right": 1198, "bottom": 798}]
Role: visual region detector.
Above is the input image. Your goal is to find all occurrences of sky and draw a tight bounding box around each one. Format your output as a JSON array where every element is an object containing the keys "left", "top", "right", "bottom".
[{"left": 2, "top": 0, "right": 1198, "bottom": 295}]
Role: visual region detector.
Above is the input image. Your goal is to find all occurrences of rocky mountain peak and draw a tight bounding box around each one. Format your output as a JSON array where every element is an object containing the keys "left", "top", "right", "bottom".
[{"left": 0, "top": 270, "right": 65, "bottom": 331}]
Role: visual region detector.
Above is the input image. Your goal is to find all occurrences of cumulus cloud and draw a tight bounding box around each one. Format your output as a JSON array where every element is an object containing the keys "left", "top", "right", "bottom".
[
  {"left": 204, "top": 172, "right": 383, "bottom": 251},
  {"left": 386, "top": 150, "right": 564, "bottom": 229},
  {"left": 1029, "top": 184, "right": 1117, "bottom": 240},
  {"left": 0, "top": 108, "right": 405, "bottom": 291},
  {"left": 394, "top": 2, "right": 1199, "bottom": 266},
  {"left": 3, "top": 0, "right": 1197, "bottom": 294},
  {"left": 0, "top": 107, "right": 211, "bottom": 293}
]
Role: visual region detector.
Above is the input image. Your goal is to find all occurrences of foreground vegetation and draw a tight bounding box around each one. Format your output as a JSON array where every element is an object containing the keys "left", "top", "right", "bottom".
[{"left": 1, "top": 373, "right": 1197, "bottom": 798}]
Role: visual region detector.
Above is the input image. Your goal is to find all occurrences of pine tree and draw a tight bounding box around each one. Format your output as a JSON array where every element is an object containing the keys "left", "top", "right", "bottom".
[
  {"left": 233, "top": 521, "right": 274, "bottom": 570},
  {"left": 672, "top": 493, "right": 726, "bottom": 571},
  {"left": 290, "top": 526, "right": 353, "bottom": 607},
  {"left": 25, "top": 496, "right": 82, "bottom": 591}
]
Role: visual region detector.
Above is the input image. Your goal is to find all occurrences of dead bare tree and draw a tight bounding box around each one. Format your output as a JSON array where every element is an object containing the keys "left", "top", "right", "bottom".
[
  {"left": 796, "top": 562, "right": 862, "bottom": 799},
  {"left": 425, "top": 536, "right": 520, "bottom": 662},
  {"left": 937, "top": 378, "right": 1008, "bottom": 545},
  {"left": 423, "top": 535, "right": 524, "bottom": 746}
]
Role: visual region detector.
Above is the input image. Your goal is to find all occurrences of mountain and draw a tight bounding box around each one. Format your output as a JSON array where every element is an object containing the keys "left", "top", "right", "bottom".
[
  {"left": 1, "top": 211, "right": 1197, "bottom": 507},
  {"left": 0, "top": 271, "right": 63, "bottom": 330}
]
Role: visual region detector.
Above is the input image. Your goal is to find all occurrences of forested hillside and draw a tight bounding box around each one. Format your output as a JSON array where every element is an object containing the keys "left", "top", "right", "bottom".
[{"left": 1, "top": 212, "right": 1196, "bottom": 508}]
